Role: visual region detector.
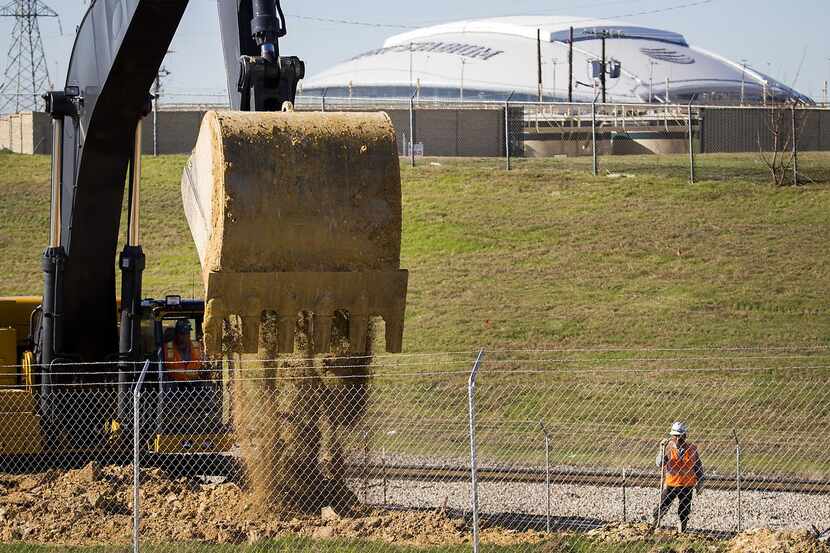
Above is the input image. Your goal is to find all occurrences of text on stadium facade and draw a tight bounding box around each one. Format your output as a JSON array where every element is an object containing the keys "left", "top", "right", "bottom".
[{"left": 351, "top": 41, "right": 504, "bottom": 62}]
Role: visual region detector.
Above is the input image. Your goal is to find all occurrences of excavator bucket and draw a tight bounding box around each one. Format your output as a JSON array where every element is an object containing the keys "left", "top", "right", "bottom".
[{"left": 181, "top": 111, "right": 408, "bottom": 357}]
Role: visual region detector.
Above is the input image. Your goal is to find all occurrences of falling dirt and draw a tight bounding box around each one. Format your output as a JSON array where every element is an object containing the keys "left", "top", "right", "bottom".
[{"left": 229, "top": 311, "right": 374, "bottom": 513}]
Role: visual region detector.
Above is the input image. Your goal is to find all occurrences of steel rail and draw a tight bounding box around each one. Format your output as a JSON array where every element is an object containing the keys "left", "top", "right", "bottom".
[{"left": 343, "top": 462, "right": 830, "bottom": 495}]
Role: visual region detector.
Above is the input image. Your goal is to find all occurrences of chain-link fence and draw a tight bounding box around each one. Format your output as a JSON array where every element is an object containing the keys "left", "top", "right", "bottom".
[
  {"left": 289, "top": 97, "right": 830, "bottom": 185},
  {"left": 1, "top": 348, "right": 830, "bottom": 551}
]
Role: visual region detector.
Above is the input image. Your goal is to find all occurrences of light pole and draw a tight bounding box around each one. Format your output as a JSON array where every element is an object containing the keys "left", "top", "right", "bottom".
[
  {"left": 409, "top": 43, "right": 414, "bottom": 98},
  {"left": 551, "top": 58, "right": 558, "bottom": 99},
  {"left": 649, "top": 60, "right": 658, "bottom": 103},
  {"left": 460, "top": 58, "right": 465, "bottom": 102},
  {"left": 740, "top": 59, "right": 748, "bottom": 105},
  {"left": 152, "top": 64, "right": 171, "bottom": 157}
]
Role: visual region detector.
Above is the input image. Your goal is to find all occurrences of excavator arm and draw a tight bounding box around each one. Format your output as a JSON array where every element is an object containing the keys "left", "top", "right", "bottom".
[{"left": 40, "top": 0, "right": 303, "bottom": 375}]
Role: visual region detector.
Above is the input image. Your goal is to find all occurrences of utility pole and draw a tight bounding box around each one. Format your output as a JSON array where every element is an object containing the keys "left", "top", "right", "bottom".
[
  {"left": 568, "top": 26, "right": 573, "bottom": 103},
  {"left": 409, "top": 42, "right": 413, "bottom": 97},
  {"left": 600, "top": 32, "right": 607, "bottom": 103},
  {"left": 537, "top": 28, "right": 543, "bottom": 102}
]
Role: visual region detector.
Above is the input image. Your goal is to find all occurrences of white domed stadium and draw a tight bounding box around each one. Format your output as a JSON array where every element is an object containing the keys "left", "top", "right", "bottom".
[{"left": 301, "top": 16, "right": 812, "bottom": 104}]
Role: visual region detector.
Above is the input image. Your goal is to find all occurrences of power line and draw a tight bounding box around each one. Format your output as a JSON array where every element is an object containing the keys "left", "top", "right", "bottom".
[
  {"left": 287, "top": 14, "right": 416, "bottom": 30},
  {"left": 286, "top": 0, "right": 714, "bottom": 32}
]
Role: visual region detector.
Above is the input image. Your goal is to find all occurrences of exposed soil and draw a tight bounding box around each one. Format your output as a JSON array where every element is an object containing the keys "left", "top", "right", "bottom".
[
  {"left": 0, "top": 463, "right": 541, "bottom": 547},
  {"left": 585, "top": 523, "right": 830, "bottom": 553},
  {"left": 2, "top": 470, "right": 827, "bottom": 550},
  {"left": 728, "top": 529, "right": 830, "bottom": 553}
]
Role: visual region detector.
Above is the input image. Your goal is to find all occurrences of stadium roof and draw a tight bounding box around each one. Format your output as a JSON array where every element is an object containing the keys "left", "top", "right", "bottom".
[{"left": 301, "top": 16, "right": 812, "bottom": 104}]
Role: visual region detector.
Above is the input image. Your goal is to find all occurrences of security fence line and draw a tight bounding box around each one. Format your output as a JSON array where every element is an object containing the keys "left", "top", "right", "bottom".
[
  {"left": 292, "top": 96, "right": 830, "bottom": 185},
  {"left": 1, "top": 348, "right": 830, "bottom": 551}
]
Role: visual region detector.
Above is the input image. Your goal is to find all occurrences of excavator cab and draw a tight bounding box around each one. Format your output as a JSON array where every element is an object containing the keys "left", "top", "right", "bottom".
[{"left": 135, "top": 298, "right": 230, "bottom": 454}]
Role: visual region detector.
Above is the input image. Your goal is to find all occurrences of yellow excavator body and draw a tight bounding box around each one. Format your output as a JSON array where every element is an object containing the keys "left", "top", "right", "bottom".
[{"left": 0, "top": 297, "right": 42, "bottom": 455}]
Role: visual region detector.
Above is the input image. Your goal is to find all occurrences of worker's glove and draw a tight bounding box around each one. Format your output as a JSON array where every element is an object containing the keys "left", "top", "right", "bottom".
[
  {"left": 695, "top": 484, "right": 704, "bottom": 496},
  {"left": 659, "top": 438, "right": 669, "bottom": 448}
]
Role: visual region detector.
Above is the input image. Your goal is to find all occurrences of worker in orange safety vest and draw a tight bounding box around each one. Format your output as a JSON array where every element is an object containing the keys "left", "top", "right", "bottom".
[
  {"left": 163, "top": 319, "right": 204, "bottom": 384},
  {"left": 653, "top": 421, "right": 704, "bottom": 533}
]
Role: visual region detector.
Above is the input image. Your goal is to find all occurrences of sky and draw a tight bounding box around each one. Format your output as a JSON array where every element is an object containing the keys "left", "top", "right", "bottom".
[{"left": 3, "top": 0, "right": 829, "bottom": 104}]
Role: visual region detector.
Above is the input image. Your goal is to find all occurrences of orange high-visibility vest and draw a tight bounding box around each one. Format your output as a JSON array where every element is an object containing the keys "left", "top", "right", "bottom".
[
  {"left": 664, "top": 442, "right": 700, "bottom": 487},
  {"left": 164, "top": 341, "right": 202, "bottom": 382}
]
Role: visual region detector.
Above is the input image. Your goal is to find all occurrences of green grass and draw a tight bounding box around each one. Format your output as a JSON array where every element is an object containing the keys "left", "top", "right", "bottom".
[
  {"left": 2, "top": 151, "right": 830, "bottom": 350},
  {"left": 3, "top": 151, "right": 830, "bottom": 477}
]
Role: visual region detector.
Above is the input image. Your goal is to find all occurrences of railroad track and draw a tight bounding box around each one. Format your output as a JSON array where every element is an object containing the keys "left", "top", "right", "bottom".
[{"left": 344, "top": 463, "right": 830, "bottom": 495}]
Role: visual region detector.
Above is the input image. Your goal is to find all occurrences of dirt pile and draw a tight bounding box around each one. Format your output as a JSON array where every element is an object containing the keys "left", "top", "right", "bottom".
[
  {"left": 0, "top": 464, "right": 541, "bottom": 547},
  {"left": 728, "top": 529, "right": 830, "bottom": 553},
  {"left": 584, "top": 522, "right": 720, "bottom": 552}
]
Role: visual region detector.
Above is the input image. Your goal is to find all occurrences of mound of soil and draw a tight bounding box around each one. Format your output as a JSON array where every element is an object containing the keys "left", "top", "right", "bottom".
[
  {"left": 0, "top": 463, "right": 544, "bottom": 547},
  {"left": 728, "top": 529, "right": 830, "bottom": 553}
]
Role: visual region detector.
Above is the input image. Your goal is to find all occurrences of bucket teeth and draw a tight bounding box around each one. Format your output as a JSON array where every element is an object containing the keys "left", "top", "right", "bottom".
[
  {"left": 277, "top": 316, "right": 295, "bottom": 354},
  {"left": 202, "top": 270, "right": 408, "bottom": 357},
  {"left": 349, "top": 316, "right": 369, "bottom": 354},
  {"left": 384, "top": 317, "right": 403, "bottom": 354},
  {"left": 203, "top": 298, "right": 224, "bottom": 356},
  {"left": 312, "top": 312, "right": 333, "bottom": 354}
]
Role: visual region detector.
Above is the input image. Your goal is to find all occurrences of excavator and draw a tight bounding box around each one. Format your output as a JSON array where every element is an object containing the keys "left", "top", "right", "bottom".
[{"left": 0, "top": 0, "right": 407, "bottom": 465}]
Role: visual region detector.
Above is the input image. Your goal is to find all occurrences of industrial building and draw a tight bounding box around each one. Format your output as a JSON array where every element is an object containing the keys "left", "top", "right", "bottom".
[{"left": 300, "top": 16, "right": 812, "bottom": 105}]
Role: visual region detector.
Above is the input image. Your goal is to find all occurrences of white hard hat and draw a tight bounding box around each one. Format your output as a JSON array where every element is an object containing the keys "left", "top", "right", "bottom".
[{"left": 670, "top": 421, "right": 688, "bottom": 436}]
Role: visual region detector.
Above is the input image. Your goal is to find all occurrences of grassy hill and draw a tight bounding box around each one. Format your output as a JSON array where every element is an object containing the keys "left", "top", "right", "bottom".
[{"left": 1, "top": 151, "right": 830, "bottom": 352}]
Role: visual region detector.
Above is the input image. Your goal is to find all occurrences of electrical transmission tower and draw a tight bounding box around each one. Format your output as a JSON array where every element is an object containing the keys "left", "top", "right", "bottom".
[{"left": 0, "top": 0, "right": 61, "bottom": 113}]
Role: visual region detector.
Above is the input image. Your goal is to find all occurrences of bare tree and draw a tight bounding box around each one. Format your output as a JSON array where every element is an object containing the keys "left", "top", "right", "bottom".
[{"left": 757, "top": 101, "right": 807, "bottom": 186}]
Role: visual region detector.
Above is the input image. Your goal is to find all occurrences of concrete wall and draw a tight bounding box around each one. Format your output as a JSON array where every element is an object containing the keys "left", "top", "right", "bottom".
[
  {"left": 0, "top": 115, "right": 9, "bottom": 151},
  {"left": 0, "top": 112, "right": 51, "bottom": 154},
  {"left": 4, "top": 107, "right": 828, "bottom": 158},
  {"left": 351, "top": 108, "right": 504, "bottom": 157},
  {"left": 140, "top": 110, "right": 207, "bottom": 155},
  {"left": 700, "top": 108, "right": 830, "bottom": 153}
]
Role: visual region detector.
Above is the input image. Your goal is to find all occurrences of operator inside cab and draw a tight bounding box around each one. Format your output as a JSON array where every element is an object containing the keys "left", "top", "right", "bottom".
[{"left": 163, "top": 319, "right": 204, "bottom": 384}]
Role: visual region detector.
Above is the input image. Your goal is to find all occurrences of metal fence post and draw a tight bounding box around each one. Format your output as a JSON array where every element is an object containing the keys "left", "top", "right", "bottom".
[
  {"left": 591, "top": 99, "right": 598, "bottom": 176},
  {"left": 655, "top": 440, "right": 667, "bottom": 528},
  {"left": 468, "top": 348, "right": 485, "bottom": 553},
  {"left": 504, "top": 101, "right": 511, "bottom": 171},
  {"left": 539, "top": 421, "right": 551, "bottom": 533},
  {"left": 791, "top": 105, "right": 799, "bottom": 185},
  {"left": 504, "top": 92, "right": 515, "bottom": 171},
  {"left": 733, "top": 429, "right": 742, "bottom": 532},
  {"left": 133, "top": 360, "right": 151, "bottom": 553},
  {"left": 622, "top": 468, "right": 627, "bottom": 522},
  {"left": 363, "top": 429, "right": 370, "bottom": 504},
  {"left": 409, "top": 95, "right": 416, "bottom": 168},
  {"left": 382, "top": 446, "right": 388, "bottom": 507},
  {"left": 688, "top": 102, "right": 696, "bottom": 184}
]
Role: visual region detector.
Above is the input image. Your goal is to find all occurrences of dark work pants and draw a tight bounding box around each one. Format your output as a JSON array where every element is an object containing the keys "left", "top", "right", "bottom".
[{"left": 654, "top": 486, "right": 694, "bottom": 523}]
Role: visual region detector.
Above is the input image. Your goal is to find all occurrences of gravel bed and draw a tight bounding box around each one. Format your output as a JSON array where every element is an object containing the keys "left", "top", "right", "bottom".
[{"left": 350, "top": 477, "right": 830, "bottom": 533}]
